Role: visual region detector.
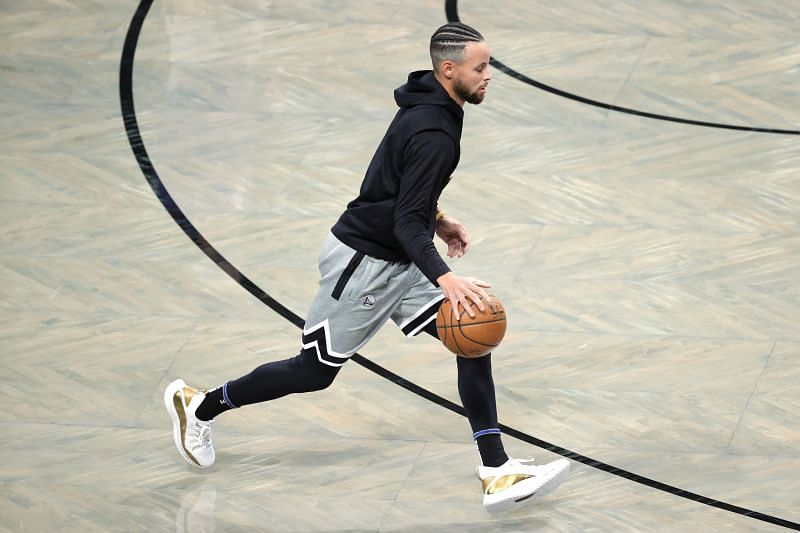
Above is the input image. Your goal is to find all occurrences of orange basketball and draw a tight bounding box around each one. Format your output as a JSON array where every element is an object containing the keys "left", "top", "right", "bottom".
[{"left": 436, "top": 294, "right": 507, "bottom": 358}]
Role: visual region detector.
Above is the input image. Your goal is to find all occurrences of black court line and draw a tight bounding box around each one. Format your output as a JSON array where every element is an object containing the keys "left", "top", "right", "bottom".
[
  {"left": 445, "top": 0, "right": 800, "bottom": 136},
  {"left": 119, "top": 1, "right": 799, "bottom": 529}
]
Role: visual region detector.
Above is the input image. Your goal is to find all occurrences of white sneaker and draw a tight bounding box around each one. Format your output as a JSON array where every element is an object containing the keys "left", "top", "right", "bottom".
[
  {"left": 164, "top": 379, "right": 215, "bottom": 468},
  {"left": 477, "top": 458, "right": 570, "bottom": 513}
]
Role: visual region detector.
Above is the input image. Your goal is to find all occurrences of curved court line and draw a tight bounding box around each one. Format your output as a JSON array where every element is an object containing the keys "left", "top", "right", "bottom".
[
  {"left": 445, "top": 0, "right": 800, "bottom": 135},
  {"left": 119, "top": 1, "right": 799, "bottom": 529}
]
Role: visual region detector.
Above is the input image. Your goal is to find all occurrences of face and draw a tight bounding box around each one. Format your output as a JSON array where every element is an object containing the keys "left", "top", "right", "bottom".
[{"left": 451, "top": 41, "right": 492, "bottom": 105}]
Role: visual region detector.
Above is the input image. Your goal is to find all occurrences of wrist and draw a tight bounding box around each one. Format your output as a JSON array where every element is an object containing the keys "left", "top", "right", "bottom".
[
  {"left": 436, "top": 271, "right": 455, "bottom": 286},
  {"left": 435, "top": 208, "right": 447, "bottom": 222}
]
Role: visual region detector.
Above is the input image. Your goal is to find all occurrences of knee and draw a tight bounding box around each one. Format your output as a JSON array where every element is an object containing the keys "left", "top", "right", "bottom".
[
  {"left": 308, "top": 368, "right": 337, "bottom": 391},
  {"left": 293, "top": 349, "right": 340, "bottom": 391}
]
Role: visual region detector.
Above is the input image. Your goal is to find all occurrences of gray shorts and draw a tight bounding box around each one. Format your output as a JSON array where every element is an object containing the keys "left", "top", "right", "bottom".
[{"left": 302, "top": 232, "right": 444, "bottom": 367}]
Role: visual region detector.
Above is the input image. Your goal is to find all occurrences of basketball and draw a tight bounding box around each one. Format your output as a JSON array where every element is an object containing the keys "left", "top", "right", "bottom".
[{"left": 436, "top": 294, "right": 507, "bottom": 358}]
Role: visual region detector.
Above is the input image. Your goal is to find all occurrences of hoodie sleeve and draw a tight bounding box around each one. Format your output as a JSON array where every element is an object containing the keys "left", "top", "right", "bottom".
[{"left": 393, "top": 130, "right": 453, "bottom": 285}]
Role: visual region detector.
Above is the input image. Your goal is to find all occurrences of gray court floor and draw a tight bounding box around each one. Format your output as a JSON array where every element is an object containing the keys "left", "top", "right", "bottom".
[{"left": 1, "top": 0, "right": 799, "bottom": 531}]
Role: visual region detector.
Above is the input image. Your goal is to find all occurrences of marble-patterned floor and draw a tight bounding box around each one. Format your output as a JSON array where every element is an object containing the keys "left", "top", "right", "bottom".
[{"left": 2, "top": 0, "right": 799, "bottom": 531}]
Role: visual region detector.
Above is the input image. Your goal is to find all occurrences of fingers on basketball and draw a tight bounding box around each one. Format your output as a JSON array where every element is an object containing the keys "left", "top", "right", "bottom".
[{"left": 436, "top": 295, "right": 507, "bottom": 358}]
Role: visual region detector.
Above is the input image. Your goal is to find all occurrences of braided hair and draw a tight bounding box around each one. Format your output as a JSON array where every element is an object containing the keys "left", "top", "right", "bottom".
[{"left": 429, "top": 22, "right": 484, "bottom": 71}]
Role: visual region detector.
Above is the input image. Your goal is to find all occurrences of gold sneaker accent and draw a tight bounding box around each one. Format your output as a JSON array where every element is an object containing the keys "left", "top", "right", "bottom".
[
  {"left": 173, "top": 386, "right": 200, "bottom": 466},
  {"left": 482, "top": 473, "right": 534, "bottom": 495},
  {"left": 165, "top": 379, "right": 215, "bottom": 468}
]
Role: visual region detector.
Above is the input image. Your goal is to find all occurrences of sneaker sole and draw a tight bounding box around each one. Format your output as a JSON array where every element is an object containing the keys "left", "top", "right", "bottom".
[
  {"left": 484, "top": 459, "right": 570, "bottom": 513},
  {"left": 164, "top": 379, "right": 206, "bottom": 468}
]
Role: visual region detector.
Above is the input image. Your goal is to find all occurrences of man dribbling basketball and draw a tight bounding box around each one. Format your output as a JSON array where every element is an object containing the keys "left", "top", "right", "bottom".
[{"left": 165, "top": 22, "right": 569, "bottom": 513}]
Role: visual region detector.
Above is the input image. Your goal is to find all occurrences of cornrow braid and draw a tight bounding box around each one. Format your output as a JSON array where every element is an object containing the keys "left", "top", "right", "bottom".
[{"left": 430, "top": 22, "right": 484, "bottom": 71}]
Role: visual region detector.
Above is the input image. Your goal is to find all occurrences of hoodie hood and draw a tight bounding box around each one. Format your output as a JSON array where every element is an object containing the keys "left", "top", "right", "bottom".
[{"left": 394, "top": 70, "right": 464, "bottom": 118}]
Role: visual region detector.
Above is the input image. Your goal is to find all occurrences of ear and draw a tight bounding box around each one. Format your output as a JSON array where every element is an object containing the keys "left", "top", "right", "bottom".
[{"left": 440, "top": 60, "right": 456, "bottom": 79}]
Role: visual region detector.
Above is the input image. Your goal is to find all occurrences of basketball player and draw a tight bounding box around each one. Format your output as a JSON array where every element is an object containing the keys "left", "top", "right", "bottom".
[{"left": 165, "top": 22, "right": 570, "bottom": 513}]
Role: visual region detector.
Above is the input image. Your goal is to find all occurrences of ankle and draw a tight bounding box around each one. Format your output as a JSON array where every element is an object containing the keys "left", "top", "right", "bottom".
[
  {"left": 195, "top": 386, "right": 232, "bottom": 421},
  {"left": 473, "top": 429, "right": 509, "bottom": 467}
]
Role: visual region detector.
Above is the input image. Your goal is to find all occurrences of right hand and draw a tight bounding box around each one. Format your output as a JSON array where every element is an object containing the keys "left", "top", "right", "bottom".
[{"left": 436, "top": 272, "right": 492, "bottom": 321}]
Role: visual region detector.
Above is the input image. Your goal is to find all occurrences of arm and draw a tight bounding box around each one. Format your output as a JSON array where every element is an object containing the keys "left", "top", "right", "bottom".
[
  {"left": 392, "top": 131, "right": 454, "bottom": 285},
  {"left": 435, "top": 209, "right": 490, "bottom": 320},
  {"left": 393, "top": 132, "right": 490, "bottom": 320},
  {"left": 435, "top": 207, "right": 471, "bottom": 259}
]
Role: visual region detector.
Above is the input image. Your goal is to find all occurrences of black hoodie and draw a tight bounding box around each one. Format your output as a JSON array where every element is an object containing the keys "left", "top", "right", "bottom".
[{"left": 331, "top": 70, "right": 463, "bottom": 285}]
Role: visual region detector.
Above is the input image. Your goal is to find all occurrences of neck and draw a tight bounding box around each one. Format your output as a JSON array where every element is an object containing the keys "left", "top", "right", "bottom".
[{"left": 433, "top": 70, "right": 465, "bottom": 107}]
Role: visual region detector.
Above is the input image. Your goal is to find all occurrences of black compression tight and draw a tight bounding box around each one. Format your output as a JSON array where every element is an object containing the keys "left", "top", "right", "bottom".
[
  {"left": 195, "top": 349, "right": 339, "bottom": 420},
  {"left": 421, "top": 320, "right": 501, "bottom": 433},
  {"left": 228, "top": 349, "right": 340, "bottom": 404},
  {"left": 422, "top": 320, "right": 508, "bottom": 467},
  {"left": 196, "top": 320, "right": 508, "bottom": 466},
  {"left": 206, "top": 323, "right": 502, "bottom": 431}
]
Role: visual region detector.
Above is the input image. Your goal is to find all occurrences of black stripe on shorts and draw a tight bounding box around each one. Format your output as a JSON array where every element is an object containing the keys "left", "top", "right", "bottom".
[
  {"left": 331, "top": 251, "right": 365, "bottom": 300},
  {"left": 402, "top": 300, "right": 443, "bottom": 336},
  {"left": 302, "top": 323, "right": 350, "bottom": 367}
]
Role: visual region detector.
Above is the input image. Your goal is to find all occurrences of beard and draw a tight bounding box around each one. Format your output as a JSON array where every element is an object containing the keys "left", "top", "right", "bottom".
[{"left": 454, "top": 79, "right": 485, "bottom": 105}]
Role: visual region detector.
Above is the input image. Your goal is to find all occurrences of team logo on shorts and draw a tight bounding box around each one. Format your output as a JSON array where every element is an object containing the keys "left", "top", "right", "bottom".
[{"left": 362, "top": 294, "right": 376, "bottom": 308}]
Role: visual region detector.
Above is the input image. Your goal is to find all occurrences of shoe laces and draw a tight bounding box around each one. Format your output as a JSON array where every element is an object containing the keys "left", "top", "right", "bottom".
[
  {"left": 506, "top": 457, "right": 542, "bottom": 475},
  {"left": 191, "top": 420, "right": 213, "bottom": 450}
]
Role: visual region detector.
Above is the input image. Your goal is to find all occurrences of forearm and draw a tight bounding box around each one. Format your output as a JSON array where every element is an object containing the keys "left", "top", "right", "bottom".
[
  {"left": 393, "top": 217, "right": 451, "bottom": 285},
  {"left": 393, "top": 132, "right": 456, "bottom": 283}
]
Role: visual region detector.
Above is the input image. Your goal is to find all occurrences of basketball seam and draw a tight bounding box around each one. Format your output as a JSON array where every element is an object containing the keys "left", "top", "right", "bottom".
[
  {"left": 438, "top": 317, "right": 506, "bottom": 326},
  {"left": 437, "top": 301, "right": 506, "bottom": 356},
  {"left": 456, "top": 319, "right": 485, "bottom": 356},
  {"left": 457, "top": 322, "right": 505, "bottom": 346},
  {"left": 457, "top": 337, "right": 499, "bottom": 347},
  {"left": 450, "top": 301, "right": 468, "bottom": 356}
]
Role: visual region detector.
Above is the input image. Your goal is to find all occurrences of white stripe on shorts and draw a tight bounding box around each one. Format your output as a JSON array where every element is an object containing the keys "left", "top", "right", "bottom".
[
  {"left": 400, "top": 293, "right": 445, "bottom": 337},
  {"left": 302, "top": 319, "right": 351, "bottom": 367}
]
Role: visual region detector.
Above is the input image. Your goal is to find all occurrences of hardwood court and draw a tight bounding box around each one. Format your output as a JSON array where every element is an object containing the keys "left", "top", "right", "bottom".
[{"left": 1, "top": 0, "right": 799, "bottom": 531}]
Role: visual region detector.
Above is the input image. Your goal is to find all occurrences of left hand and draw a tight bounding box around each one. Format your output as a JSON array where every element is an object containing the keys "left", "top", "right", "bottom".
[{"left": 436, "top": 213, "right": 471, "bottom": 258}]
